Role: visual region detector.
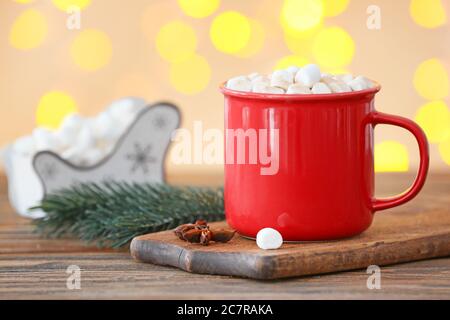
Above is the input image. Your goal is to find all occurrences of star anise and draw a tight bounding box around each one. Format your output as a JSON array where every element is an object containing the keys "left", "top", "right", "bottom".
[{"left": 174, "top": 220, "right": 235, "bottom": 246}]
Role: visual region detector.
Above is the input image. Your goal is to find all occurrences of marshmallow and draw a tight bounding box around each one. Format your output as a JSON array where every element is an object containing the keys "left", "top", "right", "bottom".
[
  {"left": 61, "top": 146, "right": 84, "bottom": 165},
  {"left": 56, "top": 114, "right": 84, "bottom": 147},
  {"left": 270, "top": 70, "right": 294, "bottom": 90},
  {"left": 226, "top": 67, "right": 376, "bottom": 95},
  {"left": 13, "top": 136, "right": 35, "bottom": 156},
  {"left": 312, "top": 82, "right": 332, "bottom": 94},
  {"left": 60, "top": 113, "right": 84, "bottom": 131},
  {"left": 251, "top": 75, "right": 270, "bottom": 86},
  {"left": 328, "top": 81, "right": 352, "bottom": 93},
  {"left": 355, "top": 75, "right": 375, "bottom": 88},
  {"left": 226, "top": 76, "right": 252, "bottom": 92},
  {"left": 348, "top": 77, "right": 369, "bottom": 91},
  {"left": 256, "top": 228, "right": 283, "bottom": 250},
  {"left": 337, "top": 74, "right": 354, "bottom": 84},
  {"left": 295, "top": 64, "right": 321, "bottom": 87},
  {"left": 33, "top": 127, "right": 62, "bottom": 152},
  {"left": 80, "top": 148, "right": 105, "bottom": 166},
  {"left": 76, "top": 125, "right": 95, "bottom": 150},
  {"left": 286, "top": 66, "right": 300, "bottom": 76},
  {"left": 108, "top": 98, "right": 145, "bottom": 121},
  {"left": 321, "top": 77, "right": 351, "bottom": 93},
  {"left": 286, "top": 83, "right": 311, "bottom": 94},
  {"left": 248, "top": 72, "right": 260, "bottom": 80},
  {"left": 252, "top": 82, "right": 285, "bottom": 94},
  {"left": 59, "top": 125, "right": 95, "bottom": 165},
  {"left": 91, "top": 112, "right": 117, "bottom": 141}
]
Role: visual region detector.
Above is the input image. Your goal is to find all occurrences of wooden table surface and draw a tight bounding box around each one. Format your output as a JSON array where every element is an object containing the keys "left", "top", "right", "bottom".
[{"left": 0, "top": 172, "right": 449, "bottom": 300}]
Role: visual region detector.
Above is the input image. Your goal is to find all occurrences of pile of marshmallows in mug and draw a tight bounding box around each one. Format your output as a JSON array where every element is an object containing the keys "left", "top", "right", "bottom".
[{"left": 226, "top": 63, "right": 375, "bottom": 95}]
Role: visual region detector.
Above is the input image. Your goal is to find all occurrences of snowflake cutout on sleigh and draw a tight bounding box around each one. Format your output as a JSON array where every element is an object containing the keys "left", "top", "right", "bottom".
[{"left": 126, "top": 143, "right": 156, "bottom": 174}]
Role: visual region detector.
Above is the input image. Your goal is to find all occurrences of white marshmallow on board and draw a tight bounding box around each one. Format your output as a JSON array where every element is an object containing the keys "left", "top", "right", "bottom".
[
  {"left": 311, "top": 82, "right": 332, "bottom": 94},
  {"left": 33, "top": 127, "right": 62, "bottom": 152},
  {"left": 286, "top": 83, "right": 312, "bottom": 94},
  {"left": 295, "top": 64, "right": 321, "bottom": 87},
  {"left": 252, "top": 82, "right": 285, "bottom": 94},
  {"left": 270, "top": 69, "right": 294, "bottom": 90},
  {"left": 256, "top": 228, "right": 283, "bottom": 250},
  {"left": 226, "top": 76, "right": 252, "bottom": 92},
  {"left": 13, "top": 136, "right": 35, "bottom": 156}
]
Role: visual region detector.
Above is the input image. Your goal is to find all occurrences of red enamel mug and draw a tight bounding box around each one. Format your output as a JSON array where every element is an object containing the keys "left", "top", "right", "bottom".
[{"left": 220, "top": 83, "right": 429, "bottom": 241}]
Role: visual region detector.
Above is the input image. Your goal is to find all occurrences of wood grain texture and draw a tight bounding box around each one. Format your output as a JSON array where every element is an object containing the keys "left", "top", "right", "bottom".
[
  {"left": 131, "top": 208, "right": 450, "bottom": 279},
  {"left": 1, "top": 252, "right": 450, "bottom": 300},
  {"left": 1, "top": 173, "right": 450, "bottom": 299}
]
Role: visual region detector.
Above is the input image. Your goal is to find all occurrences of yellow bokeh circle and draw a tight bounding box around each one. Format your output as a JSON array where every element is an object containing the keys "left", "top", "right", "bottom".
[
  {"left": 439, "top": 137, "right": 450, "bottom": 166},
  {"left": 234, "top": 19, "right": 265, "bottom": 58},
  {"left": 210, "top": 11, "right": 251, "bottom": 54},
  {"left": 410, "top": 0, "right": 447, "bottom": 29},
  {"left": 275, "top": 55, "right": 309, "bottom": 70},
  {"left": 415, "top": 100, "right": 450, "bottom": 143},
  {"left": 52, "top": 0, "right": 91, "bottom": 11},
  {"left": 14, "top": 0, "right": 35, "bottom": 3},
  {"left": 9, "top": 9, "right": 48, "bottom": 50},
  {"left": 413, "top": 58, "right": 449, "bottom": 100},
  {"left": 70, "top": 29, "right": 112, "bottom": 71},
  {"left": 177, "top": 0, "right": 220, "bottom": 18},
  {"left": 312, "top": 27, "right": 355, "bottom": 68},
  {"left": 323, "top": 0, "right": 350, "bottom": 17},
  {"left": 156, "top": 20, "right": 198, "bottom": 63},
  {"left": 283, "top": 26, "right": 320, "bottom": 58},
  {"left": 36, "top": 91, "right": 78, "bottom": 129},
  {"left": 281, "top": 0, "right": 324, "bottom": 33},
  {"left": 170, "top": 54, "right": 211, "bottom": 95},
  {"left": 375, "top": 141, "right": 409, "bottom": 172}
]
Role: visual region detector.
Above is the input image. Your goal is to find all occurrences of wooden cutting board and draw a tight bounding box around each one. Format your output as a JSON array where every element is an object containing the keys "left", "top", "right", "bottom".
[{"left": 130, "top": 210, "right": 450, "bottom": 280}]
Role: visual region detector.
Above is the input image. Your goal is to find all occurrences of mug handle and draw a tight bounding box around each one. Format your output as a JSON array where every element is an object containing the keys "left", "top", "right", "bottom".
[{"left": 369, "top": 111, "right": 430, "bottom": 212}]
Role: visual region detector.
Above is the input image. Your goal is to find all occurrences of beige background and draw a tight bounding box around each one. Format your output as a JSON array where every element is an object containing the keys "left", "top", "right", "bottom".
[{"left": 0, "top": 0, "right": 449, "bottom": 175}]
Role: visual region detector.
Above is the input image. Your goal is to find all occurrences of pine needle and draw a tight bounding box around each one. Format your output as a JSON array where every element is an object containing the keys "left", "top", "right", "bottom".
[{"left": 32, "top": 182, "right": 224, "bottom": 248}]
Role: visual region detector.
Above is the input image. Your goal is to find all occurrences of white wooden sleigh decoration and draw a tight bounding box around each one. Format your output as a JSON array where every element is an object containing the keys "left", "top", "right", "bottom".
[{"left": 5, "top": 101, "right": 180, "bottom": 218}]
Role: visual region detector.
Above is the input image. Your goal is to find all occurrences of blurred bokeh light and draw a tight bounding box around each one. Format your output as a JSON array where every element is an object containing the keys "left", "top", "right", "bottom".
[
  {"left": 1, "top": 0, "right": 449, "bottom": 174},
  {"left": 36, "top": 91, "right": 78, "bottom": 129}
]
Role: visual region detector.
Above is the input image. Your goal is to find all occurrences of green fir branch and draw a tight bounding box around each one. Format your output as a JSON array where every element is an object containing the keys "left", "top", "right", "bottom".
[{"left": 32, "top": 182, "right": 225, "bottom": 248}]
